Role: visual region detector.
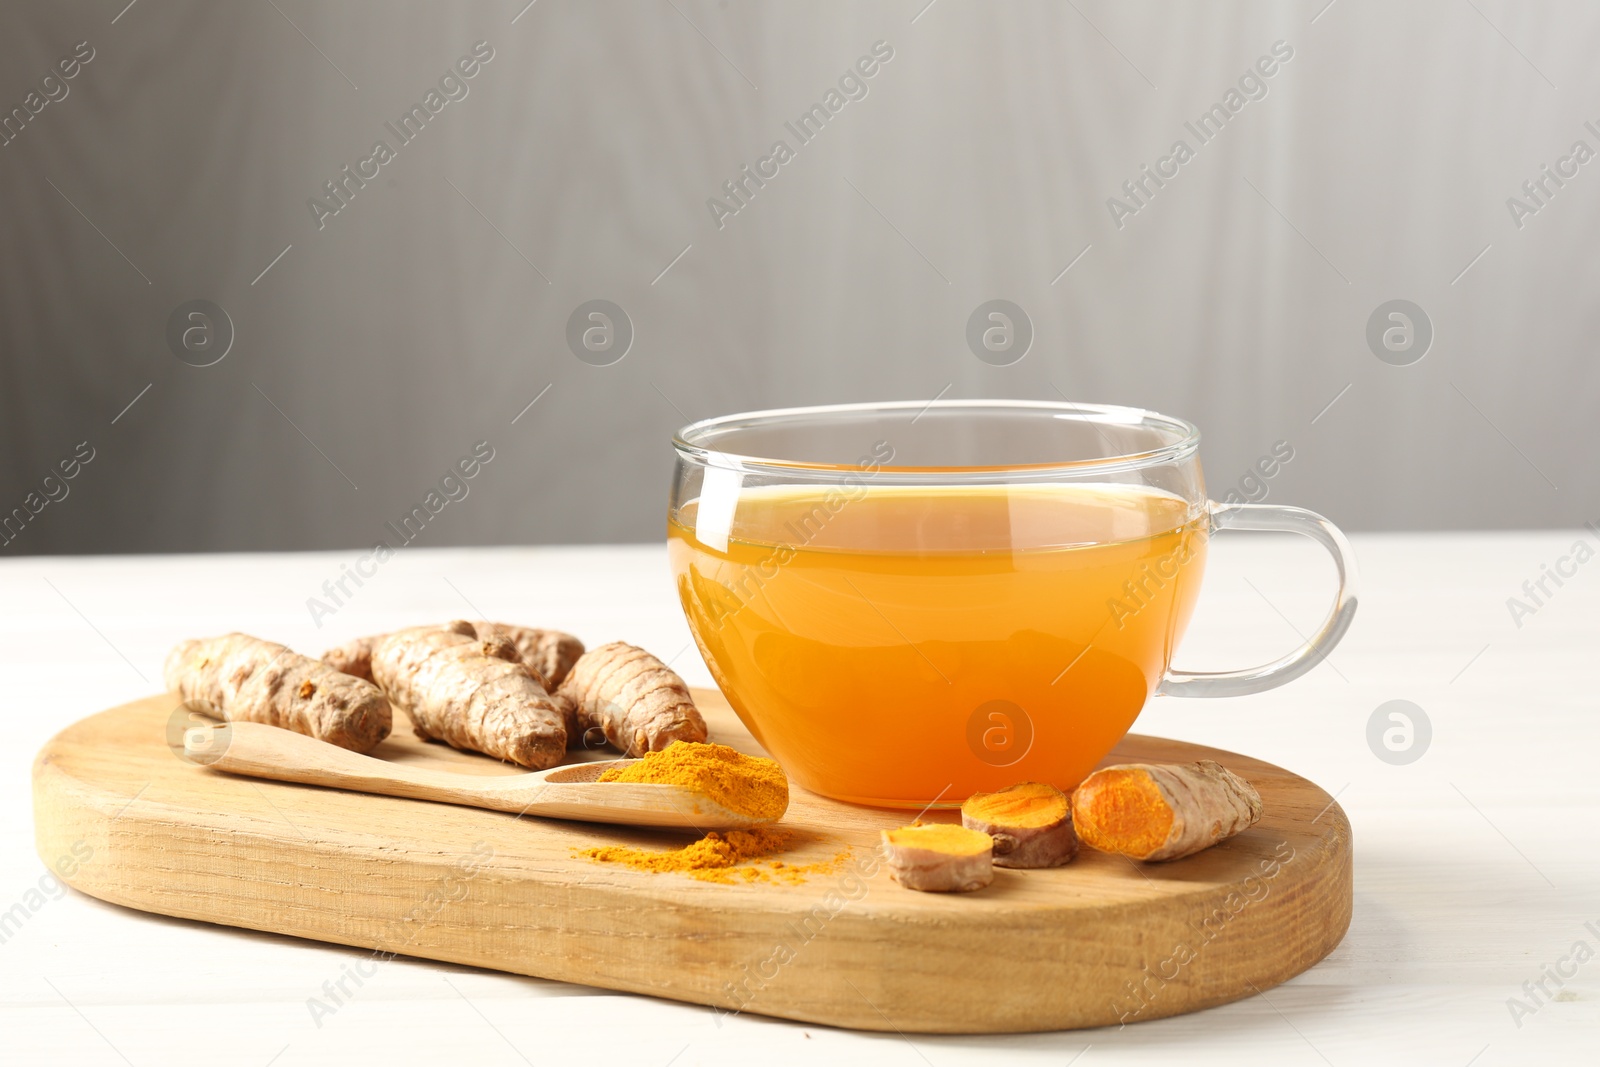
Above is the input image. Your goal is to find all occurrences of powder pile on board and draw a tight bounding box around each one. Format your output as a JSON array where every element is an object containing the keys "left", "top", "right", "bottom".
[{"left": 578, "top": 829, "right": 851, "bottom": 885}]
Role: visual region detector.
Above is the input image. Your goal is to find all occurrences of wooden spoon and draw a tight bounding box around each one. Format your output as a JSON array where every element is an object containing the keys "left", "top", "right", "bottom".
[{"left": 183, "top": 721, "right": 778, "bottom": 829}]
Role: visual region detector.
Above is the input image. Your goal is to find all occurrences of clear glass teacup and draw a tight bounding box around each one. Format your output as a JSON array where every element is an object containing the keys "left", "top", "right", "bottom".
[{"left": 669, "top": 400, "right": 1356, "bottom": 809}]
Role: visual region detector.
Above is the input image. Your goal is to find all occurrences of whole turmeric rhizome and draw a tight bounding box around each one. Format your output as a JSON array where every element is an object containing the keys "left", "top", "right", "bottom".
[
  {"left": 339, "top": 622, "right": 709, "bottom": 769},
  {"left": 166, "top": 621, "right": 710, "bottom": 771}
]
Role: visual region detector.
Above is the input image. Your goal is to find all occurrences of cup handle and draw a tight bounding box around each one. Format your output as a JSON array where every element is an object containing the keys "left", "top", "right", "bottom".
[{"left": 1158, "top": 501, "right": 1359, "bottom": 698}]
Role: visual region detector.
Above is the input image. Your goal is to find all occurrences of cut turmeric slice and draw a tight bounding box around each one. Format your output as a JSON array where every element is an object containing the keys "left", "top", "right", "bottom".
[
  {"left": 961, "top": 781, "right": 1077, "bottom": 868},
  {"left": 164, "top": 634, "right": 391, "bottom": 753},
  {"left": 881, "top": 823, "right": 994, "bottom": 892},
  {"left": 370, "top": 624, "right": 566, "bottom": 769},
  {"left": 1072, "top": 760, "right": 1263, "bottom": 862}
]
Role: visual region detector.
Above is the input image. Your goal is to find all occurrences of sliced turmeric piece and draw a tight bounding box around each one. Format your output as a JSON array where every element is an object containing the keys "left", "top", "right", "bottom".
[
  {"left": 370, "top": 624, "right": 566, "bottom": 769},
  {"left": 556, "top": 642, "right": 708, "bottom": 757},
  {"left": 1072, "top": 760, "right": 1263, "bottom": 862},
  {"left": 881, "top": 823, "right": 994, "bottom": 892},
  {"left": 323, "top": 620, "right": 584, "bottom": 688},
  {"left": 961, "top": 781, "right": 1077, "bottom": 868},
  {"left": 164, "top": 633, "right": 391, "bottom": 753}
]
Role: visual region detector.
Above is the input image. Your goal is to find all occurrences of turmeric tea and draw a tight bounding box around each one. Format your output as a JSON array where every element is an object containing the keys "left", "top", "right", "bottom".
[{"left": 598, "top": 741, "right": 788, "bottom": 823}]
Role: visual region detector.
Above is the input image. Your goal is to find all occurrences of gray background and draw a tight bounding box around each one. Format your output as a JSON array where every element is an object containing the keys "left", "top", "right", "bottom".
[{"left": 2, "top": 0, "right": 1594, "bottom": 555}]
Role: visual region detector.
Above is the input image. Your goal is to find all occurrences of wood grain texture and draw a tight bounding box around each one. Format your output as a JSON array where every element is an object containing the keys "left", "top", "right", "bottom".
[{"left": 33, "top": 688, "right": 1351, "bottom": 1034}]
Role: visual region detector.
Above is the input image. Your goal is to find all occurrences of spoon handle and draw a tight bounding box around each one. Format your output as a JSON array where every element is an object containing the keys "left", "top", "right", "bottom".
[{"left": 188, "top": 721, "right": 549, "bottom": 814}]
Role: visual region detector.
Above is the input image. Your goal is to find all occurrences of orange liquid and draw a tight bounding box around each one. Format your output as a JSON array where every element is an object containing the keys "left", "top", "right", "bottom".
[{"left": 669, "top": 483, "right": 1209, "bottom": 807}]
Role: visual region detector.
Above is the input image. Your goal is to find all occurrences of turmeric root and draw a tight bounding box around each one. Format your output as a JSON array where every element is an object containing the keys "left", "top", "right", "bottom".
[
  {"left": 556, "top": 642, "right": 707, "bottom": 757},
  {"left": 469, "top": 623, "right": 585, "bottom": 739},
  {"left": 881, "top": 823, "right": 994, "bottom": 892},
  {"left": 1072, "top": 760, "right": 1263, "bottom": 862},
  {"left": 323, "top": 621, "right": 584, "bottom": 688},
  {"left": 476, "top": 622, "right": 584, "bottom": 689},
  {"left": 324, "top": 622, "right": 499, "bottom": 683},
  {"left": 961, "top": 782, "right": 1078, "bottom": 868},
  {"left": 320, "top": 634, "right": 385, "bottom": 682},
  {"left": 164, "top": 634, "right": 391, "bottom": 753},
  {"left": 370, "top": 624, "right": 567, "bottom": 769}
]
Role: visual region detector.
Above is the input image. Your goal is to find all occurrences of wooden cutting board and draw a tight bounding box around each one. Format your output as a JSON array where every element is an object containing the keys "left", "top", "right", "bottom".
[{"left": 32, "top": 688, "right": 1350, "bottom": 1034}]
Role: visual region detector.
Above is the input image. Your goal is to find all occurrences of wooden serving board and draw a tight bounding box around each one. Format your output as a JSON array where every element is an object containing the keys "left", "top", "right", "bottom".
[{"left": 33, "top": 689, "right": 1351, "bottom": 1034}]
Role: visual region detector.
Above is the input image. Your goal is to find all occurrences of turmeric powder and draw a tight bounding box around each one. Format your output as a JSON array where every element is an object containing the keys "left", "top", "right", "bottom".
[
  {"left": 597, "top": 741, "right": 788, "bottom": 823},
  {"left": 581, "top": 828, "right": 787, "bottom": 881},
  {"left": 1072, "top": 760, "right": 1263, "bottom": 862},
  {"left": 578, "top": 829, "right": 849, "bottom": 885}
]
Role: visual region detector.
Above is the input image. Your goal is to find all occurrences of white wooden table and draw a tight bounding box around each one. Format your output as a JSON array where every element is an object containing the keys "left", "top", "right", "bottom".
[{"left": 2, "top": 535, "right": 1595, "bottom": 1065}]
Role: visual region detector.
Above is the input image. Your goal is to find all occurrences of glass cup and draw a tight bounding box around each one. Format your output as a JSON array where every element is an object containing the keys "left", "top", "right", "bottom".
[{"left": 668, "top": 400, "right": 1356, "bottom": 808}]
